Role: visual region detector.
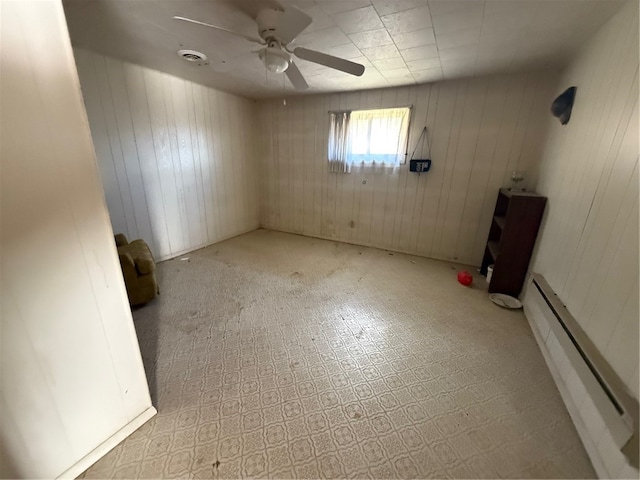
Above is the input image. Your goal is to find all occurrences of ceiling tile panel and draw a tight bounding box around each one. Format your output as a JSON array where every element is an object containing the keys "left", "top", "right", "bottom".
[
  {"left": 473, "top": 55, "right": 513, "bottom": 70},
  {"left": 431, "top": 5, "right": 484, "bottom": 35},
  {"left": 438, "top": 44, "right": 480, "bottom": 61},
  {"left": 348, "top": 56, "right": 374, "bottom": 67},
  {"left": 319, "top": 43, "right": 364, "bottom": 60},
  {"left": 380, "top": 67, "right": 413, "bottom": 78},
  {"left": 294, "top": 58, "right": 326, "bottom": 72},
  {"left": 340, "top": 75, "right": 389, "bottom": 89},
  {"left": 406, "top": 58, "right": 441, "bottom": 72},
  {"left": 482, "top": 1, "right": 537, "bottom": 30},
  {"left": 381, "top": 6, "right": 432, "bottom": 35},
  {"left": 400, "top": 44, "right": 439, "bottom": 62},
  {"left": 412, "top": 67, "right": 443, "bottom": 82},
  {"left": 295, "top": 26, "right": 352, "bottom": 48},
  {"left": 318, "top": 0, "right": 372, "bottom": 15},
  {"left": 427, "top": 0, "right": 481, "bottom": 17},
  {"left": 440, "top": 63, "right": 468, "bottom": 77},
  {"left": 312, "top": 67, "right": 357, "bottom": 80},
  {"left": 479, "top": 27, "right": 525, "bottom": 47},
  {"left": 372, "top": 0, "right": 428, "bottom": 17},
  {"left": 476, "top": 41, "right": 520, "bottom": 60},
  {"left": 380, "top": 67, "right": 413, "bottom": 79},
  {"left": 392, "top": 77, "right": 419, "bottom": 87},
  {"left": 348, "top": 28, "right": 394, "bottom": 49},
  {"left": 354, "top": 67, "right": 387, "bottom": 83},
  {"left": 360, "top": 44, "right": 401, "bottom": 61},
  {"left": 372, "top": 56, "right": 407, "bottom": 70},
  {"left": 331, "top": 6, "right": 384, "bottom": 34},
  {"left": 435, "top": 28, "right": 481, "bottom": 50},
  {"left": 392, "top": 27, "right": 436, "bottom": 50},
  {"left": 301, "top": 72, "right": 330, "bottom": 83},
  {"left": 532, "top": 0, "right": 596, "bottom": 30},
  {"left": 472, "top": 62, "right": 512, "bottom": 77}
]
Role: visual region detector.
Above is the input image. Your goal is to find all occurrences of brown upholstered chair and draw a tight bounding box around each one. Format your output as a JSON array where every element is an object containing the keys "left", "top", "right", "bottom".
[{"left": 115, "top": 234, "right": 158, "bottom": 306}]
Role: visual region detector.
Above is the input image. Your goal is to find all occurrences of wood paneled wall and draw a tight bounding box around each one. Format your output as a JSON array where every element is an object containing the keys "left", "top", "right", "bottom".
[
  {"left": 531, "top": 0, "right": 639, "bottom": 397},
  {"left": 1, "top": 2, "right": 153, "bottom": 477},
  {"left": 257, "top": 72, "right": 558, "bottom": 265},
  {"left": 74, "top": 49, "right": 259, "bottom": 261}
]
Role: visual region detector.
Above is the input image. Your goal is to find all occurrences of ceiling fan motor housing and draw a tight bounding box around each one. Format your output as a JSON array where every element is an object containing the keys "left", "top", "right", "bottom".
[{"left": 256, "top": 8, "right": 282, "bottom": 41}]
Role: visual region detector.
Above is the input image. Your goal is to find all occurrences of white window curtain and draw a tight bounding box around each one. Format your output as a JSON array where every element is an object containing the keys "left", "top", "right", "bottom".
[{"left": 328, "top": 112, "right": 351, "bottom": 173}]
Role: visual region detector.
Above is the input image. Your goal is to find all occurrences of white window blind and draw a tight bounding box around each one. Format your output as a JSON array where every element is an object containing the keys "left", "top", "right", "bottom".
[{"left": 328, "top": 107, "right": 411, "bottom": 173}]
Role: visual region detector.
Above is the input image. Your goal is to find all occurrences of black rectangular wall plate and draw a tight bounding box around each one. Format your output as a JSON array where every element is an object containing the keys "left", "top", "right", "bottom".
[{"left": 410, "top": 159, "right": 431, "bottom": 173}]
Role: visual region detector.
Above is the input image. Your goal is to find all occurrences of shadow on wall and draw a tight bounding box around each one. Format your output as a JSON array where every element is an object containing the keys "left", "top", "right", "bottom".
[
  {"left": 130, "top": 301, "right": 159, "bottom": 407},
  {"left": 0, "top": 439, "right": 19, "bottom": 478},
  {"left": 114, "top": 233, "right": 161, "bottom": 405},
  {"left": 128, "top": 258, "right": 186, "bottom": 407}
]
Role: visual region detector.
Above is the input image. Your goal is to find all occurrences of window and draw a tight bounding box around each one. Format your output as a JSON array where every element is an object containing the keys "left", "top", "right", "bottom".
[{"left": 328, "top": 107, "right": 411, "bottom": 172}]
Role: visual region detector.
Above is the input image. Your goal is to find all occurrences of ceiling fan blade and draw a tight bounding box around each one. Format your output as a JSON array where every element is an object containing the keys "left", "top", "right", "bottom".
[
  {"left": 285, "top": 61, "right": 309, "bottom": 90},
  {"left": 173, "top": 16, "right": 265, "bottom": 44},
  {"left": 276, "top": 6, "right": 312, "bottom": 45},
  {"left": 293, "top": 47, "right": 365, "bottom": 76}
]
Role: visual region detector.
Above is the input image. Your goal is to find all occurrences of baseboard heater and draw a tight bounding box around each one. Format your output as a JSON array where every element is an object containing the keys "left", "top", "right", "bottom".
[{"left": 523, "top": 274, "right": 638, "bottom": 478}]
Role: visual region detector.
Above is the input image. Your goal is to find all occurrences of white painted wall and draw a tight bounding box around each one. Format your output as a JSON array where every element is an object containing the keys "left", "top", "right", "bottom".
[
  {"left": 257, "top": 73, "right": 558, "bottom": 265},
  {"left": 531, "top": 0, "right": 639, "bottom": 398},
  {"left": 1, "top": 1, "right": 155, "bottom": 478},
  {"left": 74, "top": 49, "right": 260, "bottom": 261}
]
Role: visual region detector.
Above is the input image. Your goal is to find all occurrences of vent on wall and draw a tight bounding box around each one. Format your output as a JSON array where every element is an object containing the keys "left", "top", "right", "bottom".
[{"left": 523, "top": 274, "right": 638, "bottom": 478}]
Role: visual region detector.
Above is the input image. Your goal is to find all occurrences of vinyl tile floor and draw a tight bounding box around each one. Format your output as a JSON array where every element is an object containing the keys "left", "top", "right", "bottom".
[{"left": 82, "top": 229, "right": 595, "bottom": 479}]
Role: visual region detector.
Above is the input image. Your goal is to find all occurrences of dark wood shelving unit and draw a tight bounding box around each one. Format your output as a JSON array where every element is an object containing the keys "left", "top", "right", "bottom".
[
  {"left": 480, "top": 189, "right": 547, "bottom": 297},
  {"left": 487, "top": 241, "right": 500, "bottom": 259},
  {"left": 493, "top": 216, "right": 506, "bottom": 229}
]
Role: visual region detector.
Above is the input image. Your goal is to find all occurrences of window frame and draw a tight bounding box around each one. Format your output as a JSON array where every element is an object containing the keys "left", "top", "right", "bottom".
[{"left": 328, "top": 106, "right": 413, "bottom": 168}]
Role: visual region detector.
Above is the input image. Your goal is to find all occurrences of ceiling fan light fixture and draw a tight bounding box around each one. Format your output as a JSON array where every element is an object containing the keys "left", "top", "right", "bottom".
[
  {"left": 259, "top": 47, "right": 290, "bottom": 73},
  {"left": 173, "top": 6, "right": 365, "bottom": 90}
]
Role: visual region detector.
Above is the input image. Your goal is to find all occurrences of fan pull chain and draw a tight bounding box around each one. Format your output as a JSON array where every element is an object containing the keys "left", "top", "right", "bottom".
[{"left": 282, "top": 72, "right": 286, "bottom": 106}]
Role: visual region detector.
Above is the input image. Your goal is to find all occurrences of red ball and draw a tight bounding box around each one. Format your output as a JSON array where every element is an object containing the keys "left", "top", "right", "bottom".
[{"left": 457, "top": 270, "right": 473, "bottom": 286}]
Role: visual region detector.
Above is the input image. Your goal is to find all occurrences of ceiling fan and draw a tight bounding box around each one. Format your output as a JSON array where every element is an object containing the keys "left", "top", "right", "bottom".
[{"left": 173, "top": 4, "right": 365, "bottom": 90}]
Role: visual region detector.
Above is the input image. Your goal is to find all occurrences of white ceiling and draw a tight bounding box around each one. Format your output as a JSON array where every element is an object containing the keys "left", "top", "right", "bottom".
[{"left": 63, "top": 0, "right": 624, "bottom": 99}]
